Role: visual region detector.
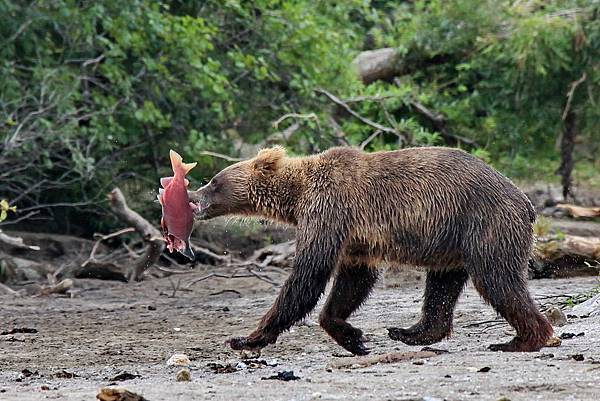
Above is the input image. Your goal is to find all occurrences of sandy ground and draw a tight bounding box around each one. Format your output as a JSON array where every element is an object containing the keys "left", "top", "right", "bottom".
[{"left": 1, "top": 270, "right": 599, "bottom": 401}]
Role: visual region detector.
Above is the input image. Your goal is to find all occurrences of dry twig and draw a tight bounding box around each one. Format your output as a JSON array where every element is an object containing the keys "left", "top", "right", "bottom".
[
  {"left": 562, "top": 72, "right": 587, "bottom": 121},
  {"left": 315, "top": 88, "right": 405, "bottom": 142},
  {"left": 109, "top": 188, "right": 165, "bottom": 281},
  {"left": 81, "top": 227, "right": 136, "bottom": 268},
  {"left": 198, "top": 151, "right": 243, "bottom": 162}
]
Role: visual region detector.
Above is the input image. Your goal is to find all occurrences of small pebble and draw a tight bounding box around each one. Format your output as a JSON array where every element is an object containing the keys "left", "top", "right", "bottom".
[
  {"left": 544, "top": 307, "right": 567, "bottom": 326},
  {"left": 176, "top": 368, "right": 191, "bottom": 382},
  {"left": 239, "top": 349, "right": 261, "bottom": 359},
  {"left": 167, "top": 353, "right": 191, "bottom": 366}
]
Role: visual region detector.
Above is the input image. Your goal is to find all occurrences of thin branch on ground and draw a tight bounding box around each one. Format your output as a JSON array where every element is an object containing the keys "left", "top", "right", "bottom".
[
  {"left": 153, "top": 265, "right": 196, "bottom": 275},
  {"left": 463, "top": 319, "right": 504, "bottom": 328},
  {"left": 81, "top": 227, "right": 136, "bottom": 267},
  {"left": 0, "top": 282, "right": 21, "bottom": 296},
  {"left": 168, "top": 277, "right": 182, "bottom": 298},
  {"left": 210, "top": 289, "right": 242, "bottom": 296}
]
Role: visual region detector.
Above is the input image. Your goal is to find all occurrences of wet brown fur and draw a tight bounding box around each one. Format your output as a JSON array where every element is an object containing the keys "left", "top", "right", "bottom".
[{"left": 189, "top": 146, "right": 553, "bottom": 355}]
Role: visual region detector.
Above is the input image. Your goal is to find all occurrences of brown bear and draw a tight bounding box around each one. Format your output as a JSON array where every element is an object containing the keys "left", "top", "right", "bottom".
[{"left": 188, "top": 146, "right": 553, "bottom": 355}]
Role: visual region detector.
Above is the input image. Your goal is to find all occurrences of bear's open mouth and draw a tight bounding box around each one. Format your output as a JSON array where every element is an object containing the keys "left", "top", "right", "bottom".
[{"left": 190, "top": 200, "right": 210, "bottom": 218}]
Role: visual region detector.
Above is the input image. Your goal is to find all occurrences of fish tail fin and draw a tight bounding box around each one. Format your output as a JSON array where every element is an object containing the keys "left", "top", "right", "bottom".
[
  {"left": 182, "top": 161, "right": 197, "bottom": 174},
  {"left": 169, "top": 149, "right": 183, "bottom": 171},
  {"left": 169, "top": 149, "right": 197, "bottom": 175}
]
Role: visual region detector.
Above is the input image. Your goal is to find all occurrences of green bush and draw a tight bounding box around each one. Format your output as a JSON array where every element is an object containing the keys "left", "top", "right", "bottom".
[{"left": 0, "top": 0, "right": 597, "bottom": 234}]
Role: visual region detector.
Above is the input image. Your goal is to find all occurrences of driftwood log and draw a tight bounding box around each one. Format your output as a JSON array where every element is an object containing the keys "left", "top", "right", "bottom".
[
  {"left": 534, "top": 234, "right": 600, "bottom": 278},
  {"left": 556, "top": 204, "right": 600, "bottom": 219},
  {"left": 536, "top": 235, "right": 600, "bottom": 262}
]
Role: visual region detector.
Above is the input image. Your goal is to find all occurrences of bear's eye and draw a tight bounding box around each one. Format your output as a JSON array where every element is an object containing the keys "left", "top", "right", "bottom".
[{"left": 211, "top": 178, "right": 221, "bottom": 190}]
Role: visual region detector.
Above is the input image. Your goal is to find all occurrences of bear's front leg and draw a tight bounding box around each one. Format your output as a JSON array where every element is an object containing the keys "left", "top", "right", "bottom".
[{"left": 227, "top": 220, "right": 346, "bottom": 352}]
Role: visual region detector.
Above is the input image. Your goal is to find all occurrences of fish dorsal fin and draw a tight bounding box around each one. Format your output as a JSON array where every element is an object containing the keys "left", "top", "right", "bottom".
[{"left": 160, "top": 177, "right": 173, "bottom": 188}]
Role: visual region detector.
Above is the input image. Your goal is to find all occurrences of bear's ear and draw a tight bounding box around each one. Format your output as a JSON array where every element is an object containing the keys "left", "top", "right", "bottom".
[{"left": 252, "top": 146, "right": 286, "bottom": 174}]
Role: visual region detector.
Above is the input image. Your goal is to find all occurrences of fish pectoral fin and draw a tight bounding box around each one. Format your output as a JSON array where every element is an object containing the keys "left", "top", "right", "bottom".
[
  {"left": 184, "top": 178, "right": 190, "bottom": 187},
  {"left": 160, "top": 177, "right": 174, "bottom": 188},
  {"left": 180, "top": 243, "right": 195, "bottom": 260}
]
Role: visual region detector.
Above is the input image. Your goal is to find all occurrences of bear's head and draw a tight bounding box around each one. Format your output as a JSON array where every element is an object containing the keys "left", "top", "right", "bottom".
[{"left": 189, "top": 146, "right": 291, "bottom": 221}]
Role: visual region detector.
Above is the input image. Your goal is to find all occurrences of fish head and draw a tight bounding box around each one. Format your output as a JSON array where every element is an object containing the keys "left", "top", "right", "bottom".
[{"left": 164, "top": 232, "right": 195, "bottom": 260}]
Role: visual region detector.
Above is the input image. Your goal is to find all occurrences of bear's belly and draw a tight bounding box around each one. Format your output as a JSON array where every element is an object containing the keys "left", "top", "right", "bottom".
[{"left": 343, "top": 239, "right": 463, "bottom": 269}]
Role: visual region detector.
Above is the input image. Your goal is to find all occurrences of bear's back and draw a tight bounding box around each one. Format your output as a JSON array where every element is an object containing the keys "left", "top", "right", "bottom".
[{"left": 315, "top": 147, "right": 535, "bottom": 267}]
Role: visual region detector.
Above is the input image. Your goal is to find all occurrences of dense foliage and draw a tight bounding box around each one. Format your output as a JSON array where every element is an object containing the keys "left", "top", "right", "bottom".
[{"left": 0, "top": 0, "right": 598, "bottom": 234}]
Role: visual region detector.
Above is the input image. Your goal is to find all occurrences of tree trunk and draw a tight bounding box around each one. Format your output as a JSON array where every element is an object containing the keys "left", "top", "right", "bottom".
[{"left": 557, "top": 111, "right": 577, "bottom": 199}]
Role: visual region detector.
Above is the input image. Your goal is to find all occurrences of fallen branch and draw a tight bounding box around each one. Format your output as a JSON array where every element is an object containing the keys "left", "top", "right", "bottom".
[
  {"left": 108, "top": 188, "right": 165, "bottom": 282},
  {"left": 81, "top": 228, "right": 136, "bottom": 268},
  {"left": 38, "top": 278, "right": 74, "bottom": 296},
  {"left": 537, "top": 235, "right": 600, "bottom": 262},
  {"left": 0, "top": 282, "right": 21, "bottom": 296},
  {"left": 328, "top": 350, "right": 437, "bottom": 369},
  {"left": 0, "top": 230, "right": 40, "bottom": 251},
  {"left": 185, "top": 267, "right": 282, "bottom": 289}
]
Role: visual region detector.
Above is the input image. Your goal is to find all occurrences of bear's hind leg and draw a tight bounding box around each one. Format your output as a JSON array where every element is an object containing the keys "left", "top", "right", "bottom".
[
  {"left": 319, "top": 263, "right": 378, "bottom": 355},
  {"left": 388, "top": 268, "right": 468, "bottom": 345},
  {"left": 470, "top": 266, "right": 553, "bottom": 352}
]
